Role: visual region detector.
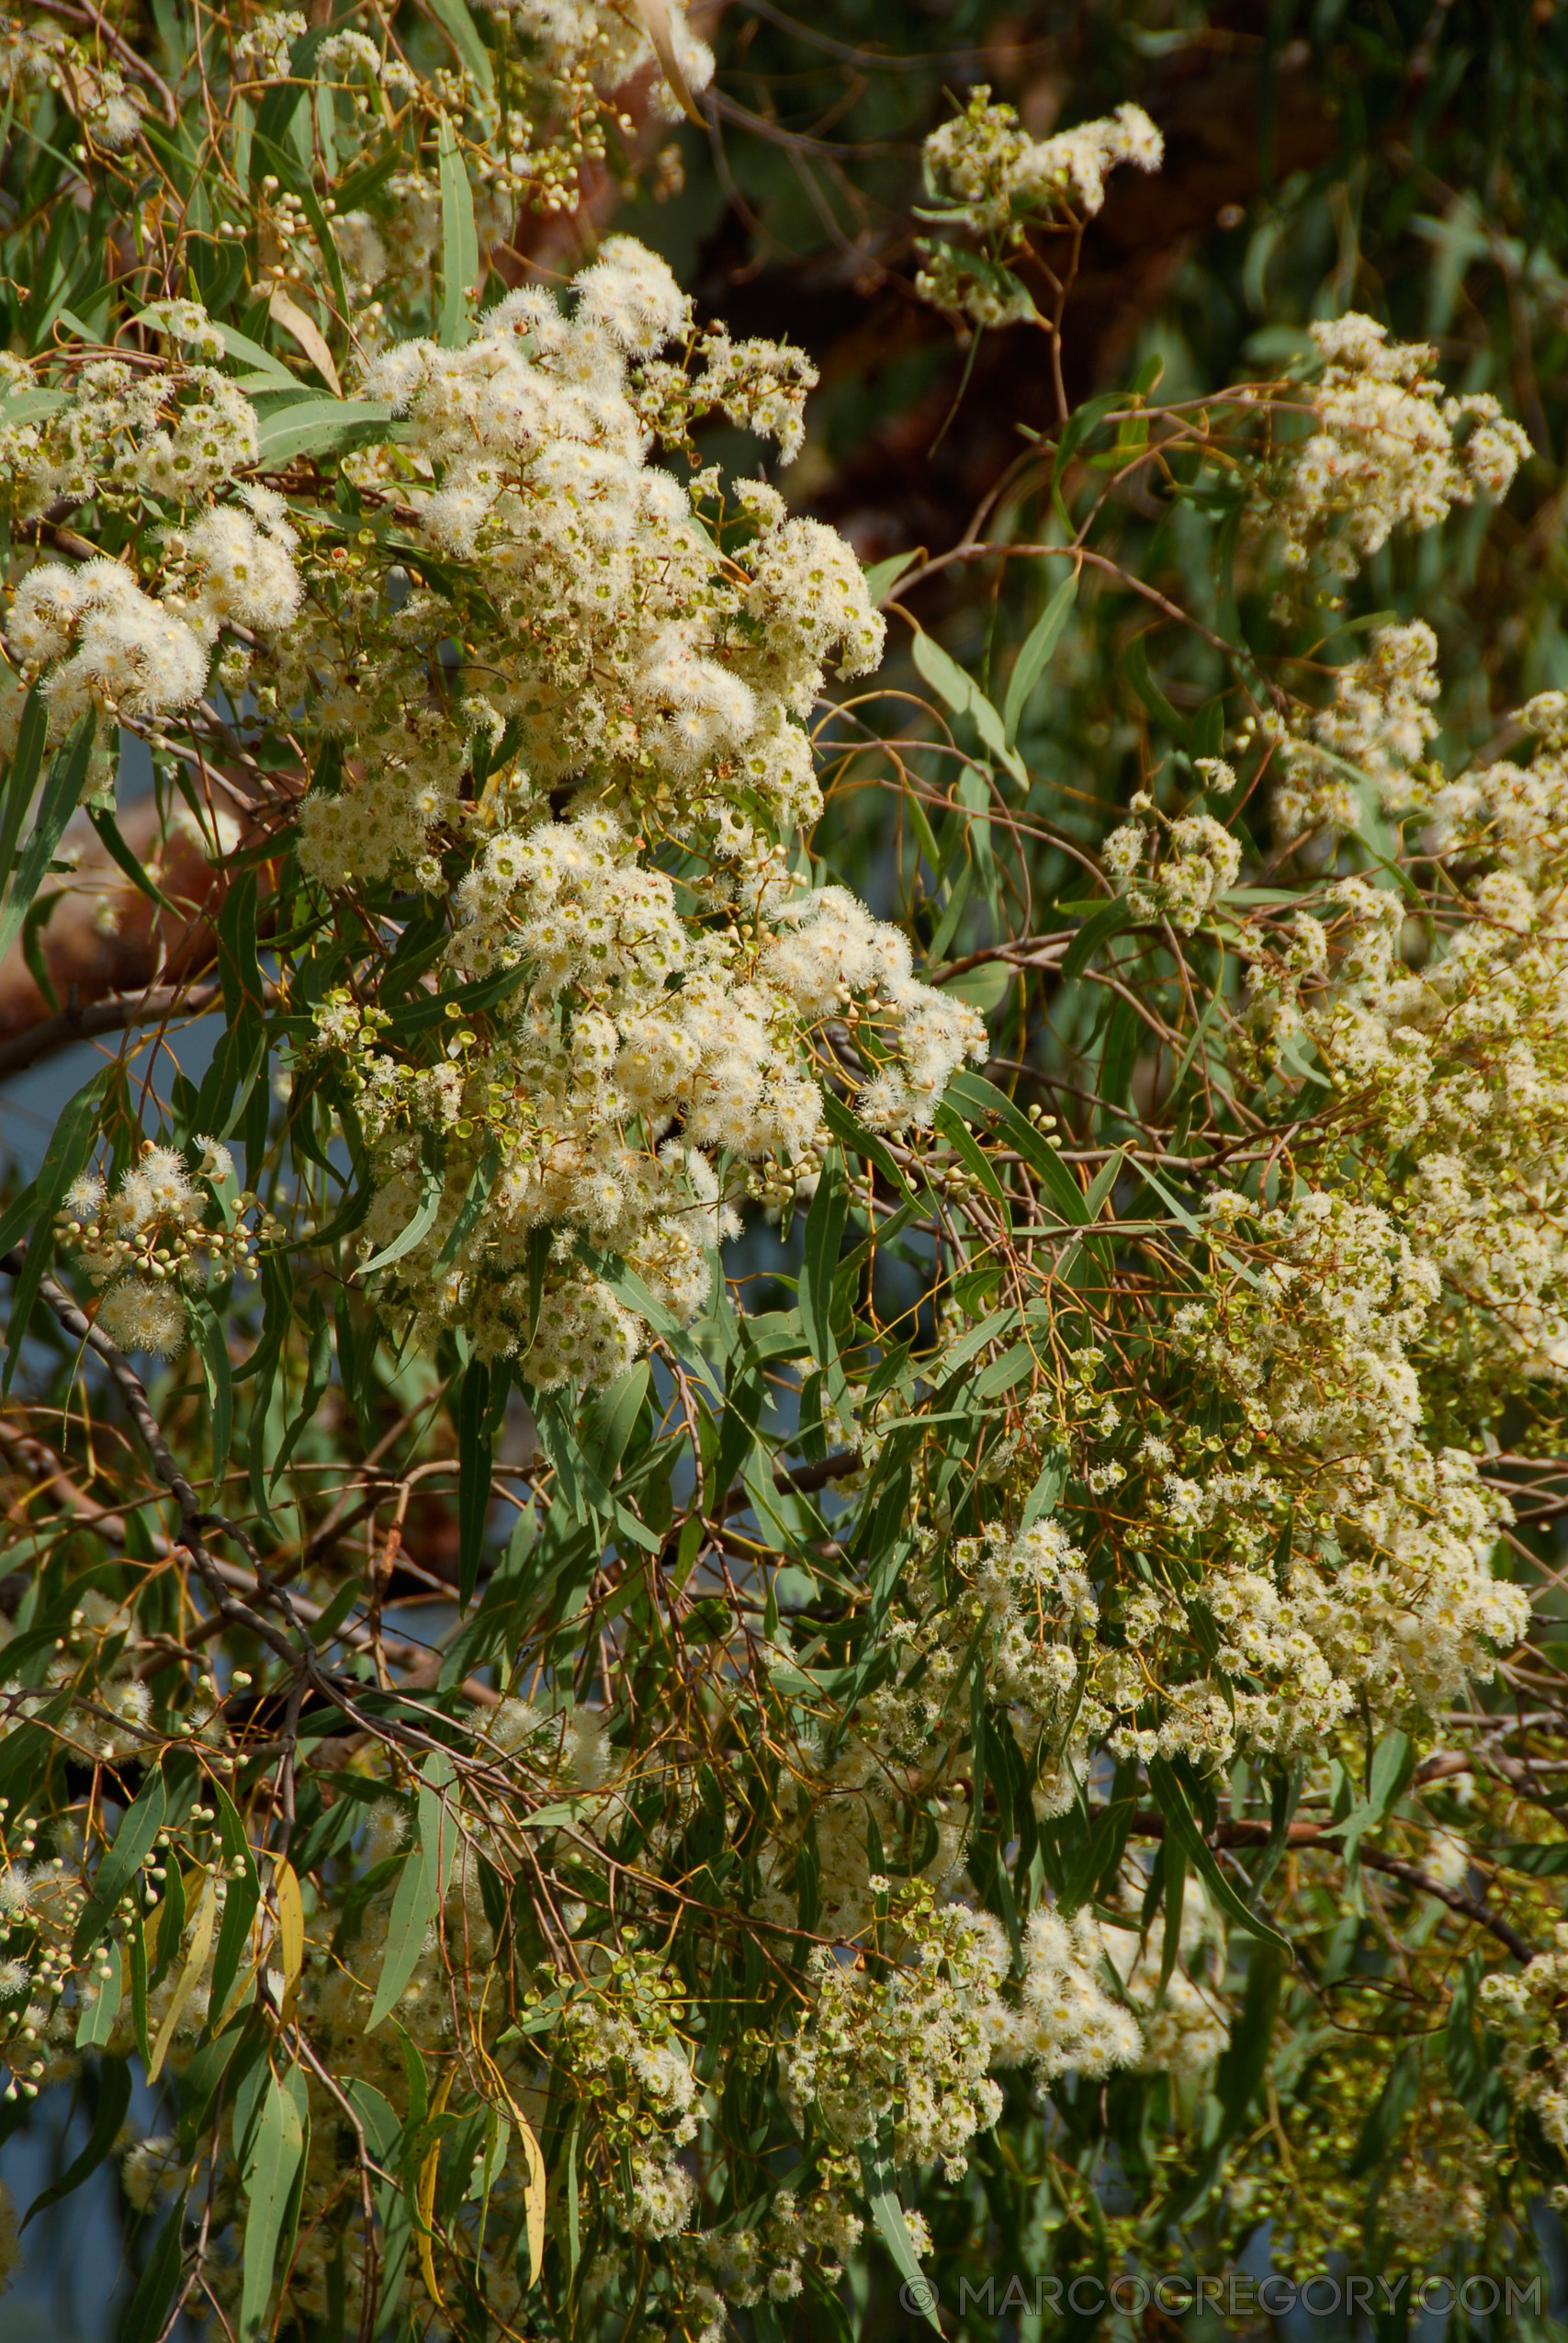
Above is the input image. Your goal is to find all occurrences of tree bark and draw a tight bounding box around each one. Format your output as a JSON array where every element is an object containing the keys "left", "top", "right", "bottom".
[{"left": 0, "top": 785, "right": 249, "bottom": 1065}]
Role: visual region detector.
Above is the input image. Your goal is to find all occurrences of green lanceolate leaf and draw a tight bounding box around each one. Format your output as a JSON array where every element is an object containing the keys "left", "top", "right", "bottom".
[
  {"left": 800, "top": 1143, "right": 851, "bottom": 1418},
  {"left": 208, "top": 1786, "right": 261, "bottom": 2028},
  {"left": 120, "top": 2195, "right": 186, "bottom": 2343},
  {"left": 2, "top": 1062, "right": 110, "bottom": 1383},
  {"left": 438, "top": 115, "right": 479, "bottom": 348},
  {"left": 427, "top": 0, "right": 493, "bottom": 95},
  {"left": 85, "top": 801, "right": 179, "bottom": 913},
  {"left": 1060, "top": 895, "right": 1140, "bottom": 980},
  {"left": 910, "top": 628, "right": 1027, "bottom": 787},
  {"left": 1049, "top": 389, "right": 1122, "bottom": 525},
  {"left": 73, "top": 1769, "right": 167, "bottom": 1962},
  {"left": 863, "top": 547, "right": 921, "bottom": 605},
  {"left": 186, "top": 1292, "right": 234, "bottom": 1488},
  {"left": 0, "top": 685, "right": 48, "bottom": 902},
  {"left": 73, "top": 1959, "right": 122, "bottom": 2049},
  {"left": 457, "top": 1356, "right": 492, "bottom": 1610},
  {"left": 25, "top": 2054, "right": 130, "bottom": 2220},
  {"left": 240, "top": 2069, "right": 305, "bottom": 2341},
  {"left": 1146, "top": 1758, "right": 1292, "bottom": 1961},
  {"left": 435, "top": 1140, "right": 500, "bottom": 1267},
  {"left": 0, "top": 707, "right": 88, "bottom": 966},
  {"left": 1003, "top": 571, "right": 1078, "bottom": 743},
  {"left": 253, "top": 396, "right": 394, "bottom": 463},
  {"left": 359, "top": 1137, "right": 444, "bottom": 1276},
  {"left": 1122, "top": 628, "right": 1191, "bottom": 742},
  {"left": 367, "top": 1753, "right": 456, "bottom": 2031},
  {"left": 580, "top": 1357, "right": 649, "bottom": 1486},
  {"left": 860, "top": 2148, "right": 941, "bottom": 2334},
  {"left": 943, "top": 1067, "right": 1089, "bottom": 1226}
]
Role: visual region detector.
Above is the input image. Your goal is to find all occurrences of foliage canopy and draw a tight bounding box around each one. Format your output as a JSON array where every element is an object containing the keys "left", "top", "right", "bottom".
[{"left": 2, "top": 4, "right": 1568, "bottom": 2340}]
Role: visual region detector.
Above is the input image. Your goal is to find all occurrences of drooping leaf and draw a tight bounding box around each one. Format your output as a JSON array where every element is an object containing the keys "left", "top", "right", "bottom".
[
  {"left": 240, "top": 2069, "right": 306, "bottom": 2341},
  {"left": 910, "top": 628, "right": 1028, "bottom": 787},
  {"left": 24, "top": 2054, "right": 130, "bottom": 2221},
  {"left": 120, "top": 2195, "right": 186, "bottom": 2343},
  {"left": 800, "top": 1145, "right": 850, "bottom": 1418},
  {"left": 0, "top": 710, "right": 92, "bottom": 965},
  {"left": 437, "top": 116, "right": 479, "bottom": 348},
  {"left": 427, "top": 0, "right": 493, "bottom": 94},
  {"left": 457, "top": 1357, "right": 492, "bottom": 1611},
  {"left": 860, "top": 2149, "right": 941, "bottom": 2334},
  {"left": 253, "top": 395, "right": 394, "bottom": 464},
  {"left": 1003, "top": 571, "right": 1078, "bottom": 743},
  {"left": 0, "top": 686, "right": 50, "bottom": 901},
  {"left": 73, "top": 1769, "right": 167, "bottom": 1962},
  {"left": 367, "top": 1753, "right": 456, "bottom": 2032},
  {"left": 1146, "top": 1758, "right": 1293, "bottom": 1961}
]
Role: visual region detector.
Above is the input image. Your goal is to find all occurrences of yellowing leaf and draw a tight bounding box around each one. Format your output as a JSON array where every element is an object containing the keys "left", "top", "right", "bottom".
[
  {"left": 147, "top": 1872, "right": 218, "bottom": 2082},
  {"left": 519, "top": 2106, "right": 547, "bottom": 2285},
  {"left": 474, "top": 2051, "right": 546, "bottom": 2281},
  {"left": 629, "top": 0, "right": 705, "bottom": 125},
  {"left": 416, "top": 2068, "right": 455, "bottom": 2307},
  {"left": 268, "top": 287, "right": 341, "bottom": 394},
  {"left": 276, "top": 1859, "right": 304, "bottom": 2012}
]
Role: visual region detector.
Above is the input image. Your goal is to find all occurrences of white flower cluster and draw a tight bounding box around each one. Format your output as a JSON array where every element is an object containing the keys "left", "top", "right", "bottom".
[
  {"left": 923, "top": 87, "right": 1161, "bottom": 227},
  {"left": 1163, "top": 1187, "right": 1529, "bottom": 1747},
  {"left": 232, "top": 9, "right": 305, "bottom": 78},
  {"left": 1272, "top": 618, "right": 1441, "bottom": 840},
  {"left": 331, "top": 848, "right": 982, "bottom": 1383},
  {"left": 914, "top": 89, "right": 1162, "bottom": 327},
  {"left": 270, "top": 242, "right": 981, "bottom": 1379},
  {"left": 558, "top": 1959, "right": 701, "bottom": 2240},
  {"left": 0, "top": 1818, "right": 96, "bottom": 2104},
  {"left": 1247, "top": 688, "right": 1568, "bottom": 1397},
  {"left": 0, "top": 14, "right": 140, "bottom": 144},
  {"left": 709, "top": 2185, "right": 866, "bottom": 2311},
  {"left": 57, "top": 1139, "right": 274, "bottom": 1360},
  {"left": 466, "top": 0, "right": 715, "bottom": 130},
  {"left": 989, "top": 1906, "right": 1142, "bottom": 2083},
  {"left": 8, "top": 558, "right": 207, "bottom": 735},
  {"left": 1, "top": 236, "right": 984, "bottom": 1390},
  {"left": 783, "top": 1889, "right": 1010, "bottom": 2176},
  {"left": 755, "top": 1693, "right": 969, "bottom": 1947},
  {"left": 752, "top": 1518, "right": 1111, "bottom": 1949},
  {"left": 488, "top": 1693, "right": 614, "bottom": 1787},
  {"left": 1278, "top": 313, "right": 1529, "bottom": 575},
  {"left": 1381, "top": 2160, "right": 1487, "bottom": 2259},
  {"left": 1, "top": 357, "right": 300, "bottom": 748},
  {"left": 2, "top": 351, "right": 258, "bottom": 517},
  {"left": 1102, "top": 800, "right": 1242, "bottom": 931},
  {"left": 965, "top": 1519, "right": 1102, "bottom": 1814},
  {"left": 1478, "top": 1926, "right": 1568, "bottom": 2158}
]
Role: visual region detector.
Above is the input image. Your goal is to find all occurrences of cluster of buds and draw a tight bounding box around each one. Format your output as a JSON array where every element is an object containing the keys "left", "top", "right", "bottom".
[
  {"left": 52, "top": 1138, "right": 282, "bottom": 1358},
  {"left": 57, "top": 1139, "right": 279, "bottom": 1290},
  {"left": 831, "top": 980, "right": 907, "bottom": 1036},
  {"left": 0, "top": 1800, "right": 89, "bottom": 2100},
  {"left": 745, "top": 1156, "right": 811, "bottom": 1216}
]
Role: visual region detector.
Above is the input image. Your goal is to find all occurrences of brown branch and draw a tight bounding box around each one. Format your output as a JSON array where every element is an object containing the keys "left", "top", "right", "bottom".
[
  {"left": 0, "top": 979, "right": 224, "bottom": 1079},
  {"left": 0, "top": 1403, "right": 493, "bottom": 1697},
  {"left": 0, "top": 1254, "right": 501, "bottom": 1750},
  {"left": 1120, "top": 1806, "right": 1534, "bottom": 1962}
]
